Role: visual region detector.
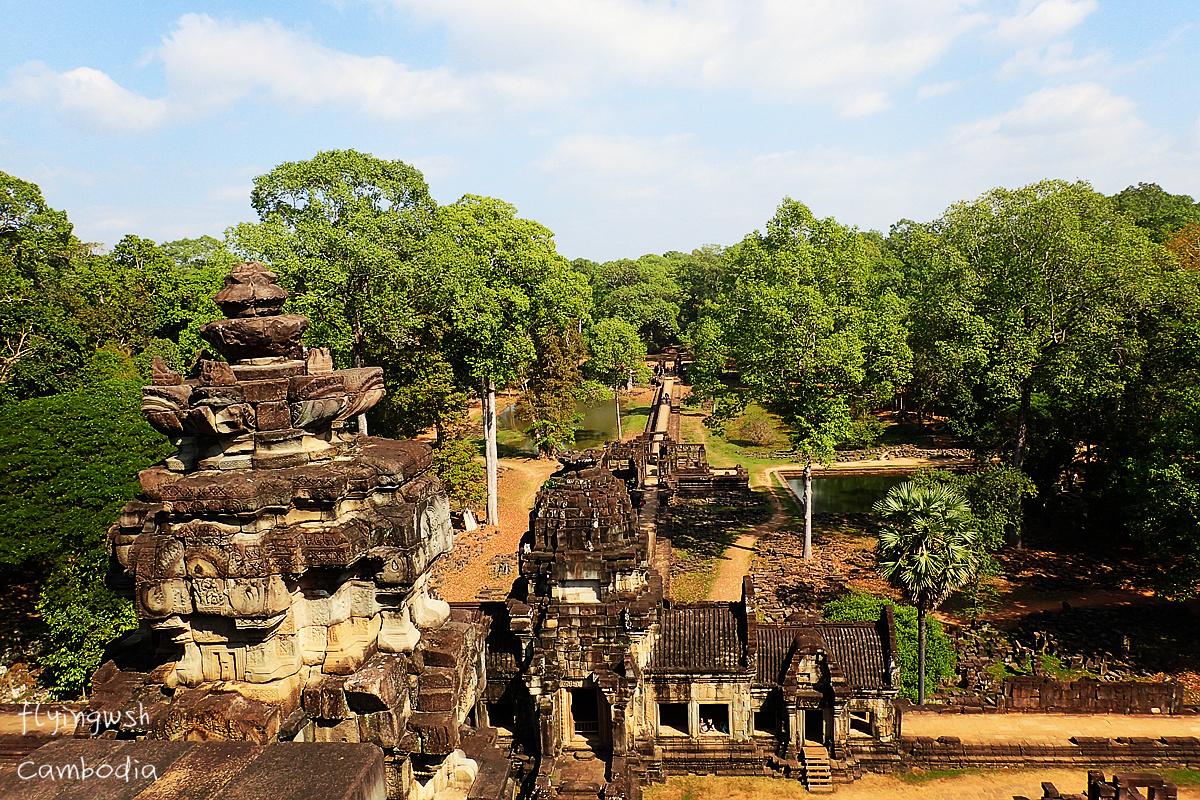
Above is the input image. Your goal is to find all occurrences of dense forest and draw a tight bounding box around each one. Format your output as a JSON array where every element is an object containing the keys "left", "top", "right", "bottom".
[{"left": 2, "top": 150, "right": 1199, "bottom": 694}]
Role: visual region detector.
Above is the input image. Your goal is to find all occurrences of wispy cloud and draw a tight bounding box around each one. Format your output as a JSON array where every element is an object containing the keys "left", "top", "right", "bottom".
[
  {"left": 1, "top": 62, "right": 168, "bottom": 131},
  {"left": 918, "top": 81, "right": 962, "bottom": 100},
  {"left": 1000, "top": 41, "right": 1108, "bottom": 78},
  {"left": 994, "top": 0, "right": 1098, "bottom": 42},
  {"left": 536, "top": 82, "right": 1195, "bottom": 257},
  {"left": 2, "top": 3, "right": 997, "bottom": 131},
  {"left": 394, "top": 0, "right": 988, "bottom": 107}
]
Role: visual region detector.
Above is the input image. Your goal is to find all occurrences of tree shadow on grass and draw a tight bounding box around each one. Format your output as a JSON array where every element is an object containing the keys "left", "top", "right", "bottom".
[{"left": 663, "top": 487, "right": 772, "bottom": 559}]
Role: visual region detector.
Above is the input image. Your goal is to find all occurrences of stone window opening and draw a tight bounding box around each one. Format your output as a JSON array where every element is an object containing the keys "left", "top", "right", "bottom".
[
  {"left": 657, "top": 702, "right": 688, "bottom": 736},
  {"left": 487, "top": 699, "right": 516, "bottom": 737},
  {"left": 849, "top": 709, "right": 873, "bottom": 738},
  {"left": 698, "top": 703, "right": 730, "bottom": 736},
  {"left": 570, "top": 688, "right": 600, "bottom": 737}
]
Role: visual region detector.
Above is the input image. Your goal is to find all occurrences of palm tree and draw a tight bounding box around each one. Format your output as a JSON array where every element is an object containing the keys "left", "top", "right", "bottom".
[{"left": 874, "top": 480, "right": 980, "bottom": 705}]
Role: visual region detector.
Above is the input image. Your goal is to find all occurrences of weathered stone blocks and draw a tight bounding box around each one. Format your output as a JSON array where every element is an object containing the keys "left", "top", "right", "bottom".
[{"left": 90, "top": 262, "right": 486, "bottom": 799}]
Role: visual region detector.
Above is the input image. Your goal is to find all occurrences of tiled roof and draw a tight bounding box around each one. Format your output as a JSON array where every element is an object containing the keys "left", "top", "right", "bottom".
[
  {"left": 648, "top": 604, "right": 744, "bottom": 673},
  {"left": 818, "top": 623, "right": 889, "bottom": 690},
  {"left": 755, "top": 621, "right": 891, "bottom": 690}
]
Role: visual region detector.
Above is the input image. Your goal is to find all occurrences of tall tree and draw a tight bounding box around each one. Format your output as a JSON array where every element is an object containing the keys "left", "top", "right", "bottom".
[
  {"left": 524, "top": 325, "right": 587, "bottom": 457},
  {"left": 1112, "top": 182, "right": 1200, "bottom": 243},
  {"left": 585, "top": 318, "right": 649, "bottom": 441},
  {"left": 428, "top": 195, "right": 589, "bottom": 525},
  {"left": 672, "top": 246, "right": 726, "bottom": 330},
  {"left": 0, "top": 171, "right": 89, "bottom": 399},
  {"left": 898, "top": 181, "right": 1169, "bottom": 545},
  {"left": 1098, "top": 265, "right": 1200, "bottom": 596},
  {"left": 576, "top": 254, "right": 683, "bottom": 348},
  {"left": 875, "top": 481, "right": 980, "bottom": 704},
  {"left": 703, "top": 199, "right": 911, "bottom": 559},
  {"left": 231, "top": 149, "right": 437, "bottom": 434}
]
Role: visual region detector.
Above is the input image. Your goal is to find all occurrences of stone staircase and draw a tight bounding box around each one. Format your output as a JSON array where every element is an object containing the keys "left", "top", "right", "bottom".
[
  {"left": 800, "top": 745, "right": 834, "bottom": 793},
  {"left": 551, "top": 751, "right": 607, "bottom": 800}
]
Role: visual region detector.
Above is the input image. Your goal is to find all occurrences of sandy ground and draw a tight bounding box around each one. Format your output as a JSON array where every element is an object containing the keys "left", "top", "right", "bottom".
[
  {"left": 904, "top": 711, "right": 1200, "bottom": 742},
  {"left": 645, "top": 772, "right": 1200, "bottom": 800},
  {"left": 433, "top": 456, "right": 559, "bottom": 602}
]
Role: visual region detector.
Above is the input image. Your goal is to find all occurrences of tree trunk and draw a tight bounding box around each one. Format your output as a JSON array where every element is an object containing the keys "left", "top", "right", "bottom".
[
  {"left": 1011, "top": 379, "right": 1032, "bottom": 549},
  {"left": 483, "top": 380, "right": 499, "bottom": 527},
  {"left": 803, "top": 461, "right": 813, "bottom": 561},
  {"left": 917, "top": 604, "right": 927, "bottom": 706},
  {"left": 614, "top": 387, "right": 623, "bottom": 440},
  {"left": 353, "top": 348, "right": 369, "bottom": 435}
]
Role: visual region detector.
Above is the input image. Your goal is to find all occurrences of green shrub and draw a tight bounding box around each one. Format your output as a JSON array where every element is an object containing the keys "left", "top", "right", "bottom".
[
  {"left": 823, "top": 590, "right": 956, "bottom": 701},
  {"left": 913, "top": 465, "right": 1036, "bottom": 551},
  {"left": 838, "top": 413, "right": 887, "bottom": 449},
  {"left": 37, "top": 551, "right": 137, "bottom": 696},
  {"left": 724, "top": 404, "right": 786, "bottom": 448},
  {"left": 432, "top": 434, "right": 487, "bottom": 513},
  {"left": 0, "top": 369, "right": 170, "bottom": 696}
]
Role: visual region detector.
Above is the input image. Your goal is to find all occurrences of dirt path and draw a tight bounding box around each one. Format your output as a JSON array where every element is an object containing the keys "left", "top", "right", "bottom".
[
  {"left": 706, "top": 468, "right": 792, "bottom": 601},
  {"left": 646, "top": 772, "right": 1200, "bottom": 800},
  {"left": 433, "top": 456, "right": 559, "bottom": 602}
]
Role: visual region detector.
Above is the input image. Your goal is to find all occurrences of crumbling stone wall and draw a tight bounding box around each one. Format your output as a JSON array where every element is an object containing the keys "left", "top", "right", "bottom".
[{"left": 1026, "top": 770, "right": 1179, "bottom": 800}]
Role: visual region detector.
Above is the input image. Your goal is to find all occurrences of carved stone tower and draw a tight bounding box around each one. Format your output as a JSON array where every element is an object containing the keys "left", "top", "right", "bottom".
[{"left": 94, "top": 262, "right": 486, "bottom": 799}]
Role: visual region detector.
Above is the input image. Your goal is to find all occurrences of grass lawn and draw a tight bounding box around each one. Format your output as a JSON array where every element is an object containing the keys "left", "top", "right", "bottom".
[
  {"left": 620, "top": 403, "right": 652, "bottom": 439},
  {"left": 678, "top": 406, "right": 800, "bottom": 487}
]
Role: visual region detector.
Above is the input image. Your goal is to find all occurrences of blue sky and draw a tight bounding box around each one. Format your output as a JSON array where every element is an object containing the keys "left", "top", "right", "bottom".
[{"left": 2, "top": 0, "right": 1198, "bottom": 260}]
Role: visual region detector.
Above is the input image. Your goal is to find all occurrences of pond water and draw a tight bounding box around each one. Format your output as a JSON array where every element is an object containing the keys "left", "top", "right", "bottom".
[
  {"left": 498, "top": 397, "right": 623, "bottom": 455},
  {"left": 786, "top": 473, "right": 909, "bottom": 515}
]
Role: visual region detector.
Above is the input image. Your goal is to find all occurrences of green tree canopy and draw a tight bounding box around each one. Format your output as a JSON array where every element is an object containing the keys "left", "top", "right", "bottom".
[
  {"left": 575, "top": 254, "right": 683, "bottom": 348},
  {"left": 424, "top": 194, "right": 590, "bottom": 520},
  {"left": 1112, "top": 182, "right": 1200, "bottom": 243},
  {"left": 230, "top": 149, "right": 441, "bottom": 435},
  {"left": 694, "top": 198, "right": 912, "bottom": 558},
  {"left": 895, "top": 181, "right": 1172, "bottom": 543}
]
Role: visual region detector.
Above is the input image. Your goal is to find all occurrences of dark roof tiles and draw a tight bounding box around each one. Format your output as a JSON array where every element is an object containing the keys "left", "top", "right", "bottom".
[
  {"left": 648, "top": 605, "right": 743, "bottom": 673},
  {"left": 755, "top": 621, "right": 891, "bottom": 690}
]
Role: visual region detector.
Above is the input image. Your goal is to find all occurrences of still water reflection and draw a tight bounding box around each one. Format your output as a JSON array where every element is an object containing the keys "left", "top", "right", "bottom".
[
  {"left": 786, "top": 473, "right": 909, "bottom": 514},
  {"left": 497, "top": 397, "right": 624, "bottom": 455}
]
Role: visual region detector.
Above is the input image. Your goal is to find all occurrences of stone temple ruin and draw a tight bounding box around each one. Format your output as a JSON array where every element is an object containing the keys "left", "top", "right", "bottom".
[
  {"left": 94, "top": 262, "right": 485, "bottom": 798},
  {"left": 485, "top": 402, "right": 902, "bottom": 798},
  {"left": 24, "top": 263, "right": 903, "bottom": 799}
]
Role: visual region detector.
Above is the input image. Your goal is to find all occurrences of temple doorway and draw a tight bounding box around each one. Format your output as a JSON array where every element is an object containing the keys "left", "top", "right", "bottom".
[
  {"left": 802, "top": 708, "right": 824, "bottom": 744},
  {"left": 567, "top": 684, "right": 611, "bottom": 754}
]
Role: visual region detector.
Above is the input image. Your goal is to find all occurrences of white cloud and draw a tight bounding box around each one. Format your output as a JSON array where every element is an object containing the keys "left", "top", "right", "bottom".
[
  {"left": 918, "top": 81, "right": 962, "bottom": 100},
  {"left": 1, "top": 62, "right": 168, "bottom": 131},
  {"left": 2, "top": 3, "right": 996, "bottom": 130},
  {"left": 0, "top": 13, "right": 541, "bottom": 131},
  {"left": 392, "top": 0, "right": 988, "bottom": 106},
  {"left": 951, "top": 83, "right": 1164, "bottom": 169},
  {"left": 1000, "top": 41, "right": 1107, "bottom": 77},
  {"left": 839, "top": 91, "right": 892, "bottom": 118},
  {"left": 156, "top": 14, "right": 493, "bottom": 119},
  {"left": 534, "top": 82, "right": 1196, "bottom": 258},
  {"left": 995, "top": 0, "right": 1098, "bottom": 42}
]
